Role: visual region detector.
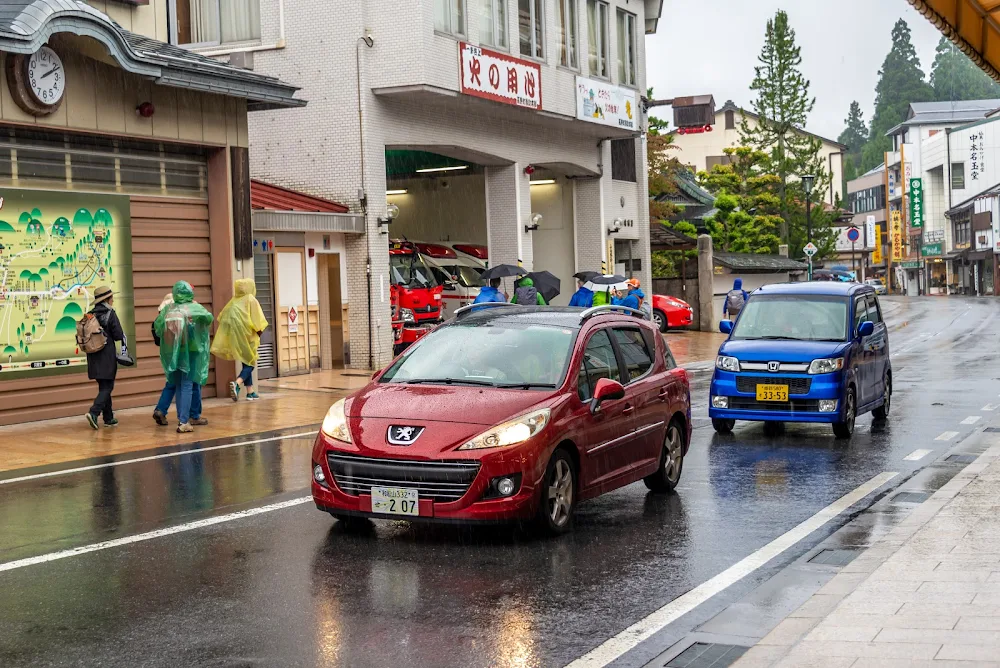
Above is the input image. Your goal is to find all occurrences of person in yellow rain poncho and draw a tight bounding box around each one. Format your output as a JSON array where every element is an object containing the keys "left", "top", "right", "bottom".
[
  {"left": 154, "top": 281, "right": 214, "bottom": 433},
  {"left": 211, "top": 278, "right": 268, "bottom": 402}
]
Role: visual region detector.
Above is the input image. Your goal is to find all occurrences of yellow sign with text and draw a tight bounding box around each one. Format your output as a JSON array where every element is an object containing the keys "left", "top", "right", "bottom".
[
  {"left": 891, "top": 210, "right": 904, "bottom": 261},
  {"left": 872, "top": 226, "right": 883, "bottom": 265}
]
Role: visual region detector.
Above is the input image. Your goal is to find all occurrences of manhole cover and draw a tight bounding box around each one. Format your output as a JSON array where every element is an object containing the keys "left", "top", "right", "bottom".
[
  {"left": 808, "top": 548, "right": 860, "bottom": 566},
  {"left": 666, "top": 642, "right": 748, "bottom": 668},
  {"left": 946, "top": 454, "right": 978, "bottom": 464},
  {"left": 892, "top": 491, "right": 931, "bottom": 504}
]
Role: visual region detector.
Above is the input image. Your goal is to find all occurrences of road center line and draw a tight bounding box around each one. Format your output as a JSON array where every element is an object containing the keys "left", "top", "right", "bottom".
[
  {"left": 0, "top": 496, "right": 313, "bottom": 573},
  {"left": 564, "top": 471, "right": 899, "bottom": 668},
  {"left": 982, "top": 404, "right": 998, "bottom": 412},
  {"left": 961, "top": 416, "right": 982, "bottom": 425},
  {"left": 0, "top": 431, "right": 319, "bottom": 486},
  {"left": 936, "top": 431, "right": 960, "bottom": 441},
  {"left": 904, "top": 449, "right": 933, "bottom": 461}
]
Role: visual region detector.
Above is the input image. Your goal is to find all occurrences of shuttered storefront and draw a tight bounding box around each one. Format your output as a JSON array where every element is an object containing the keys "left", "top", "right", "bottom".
[
  {"left": 0, "top": 129, "right": 212, "bottom": 426},
  {"left": 253, "top": 251, "right": 277, "bottom": 379}
]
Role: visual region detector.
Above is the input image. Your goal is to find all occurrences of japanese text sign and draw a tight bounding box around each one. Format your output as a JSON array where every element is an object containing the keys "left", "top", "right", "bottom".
[
  {"left": 575, "top": 76, "right": 638, "bottom": 130},
  {"left": 891, "top": 210, "right": 904, "bottom": 262},
  {"left": 970, "top": 130, "right": 985, "bottom": 182},
  {"left": 872, "top": 226, "right": 883, "bottom": 264},
  {"left": 460, "top": 43, "right": 542, "bottom": 110},
  {"left": 908, "top": 178, "right": 924, "bottom": 228}
]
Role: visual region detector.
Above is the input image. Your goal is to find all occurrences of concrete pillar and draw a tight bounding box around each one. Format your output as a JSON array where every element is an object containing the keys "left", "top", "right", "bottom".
[
  {"left": 485, "top": 163, "right": 534, "bottom": 269},
  {"left": 635, "top": 135, "right": 652, "bottom": 290},
  {"left": 574, "top": 177, "right": 604, "bottom": 273},
  {"left": 698, "top": 234, "right": 715, "bottom": 332}
]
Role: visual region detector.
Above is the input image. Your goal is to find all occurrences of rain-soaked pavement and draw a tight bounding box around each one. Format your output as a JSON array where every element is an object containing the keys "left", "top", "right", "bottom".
[{"left": 1, "top": 296, "right": 998, "bottom": 667}]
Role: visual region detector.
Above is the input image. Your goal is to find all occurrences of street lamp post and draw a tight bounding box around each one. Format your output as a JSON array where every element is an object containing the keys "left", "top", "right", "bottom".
[{"left": 802, "top": 174, "right": 816, "bottom": 280}]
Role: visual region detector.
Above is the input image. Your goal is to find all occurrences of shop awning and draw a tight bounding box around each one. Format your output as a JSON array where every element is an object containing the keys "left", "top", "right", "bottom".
[
  {"left": 251, "top": 180, "right": 363, "bottom": 234},
  {"left": 909, "top": 0, "right": 1000, "bottom": 83},
  {"left": 0, "top": 0, "right": 305, "bottom": 110}
]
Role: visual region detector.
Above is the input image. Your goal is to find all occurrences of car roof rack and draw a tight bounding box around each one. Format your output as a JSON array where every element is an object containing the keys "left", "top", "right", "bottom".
[
  {"left": 453, "top": 302, "right": 523, "bottom": 318},
  {"left": 579, "top": 305, "right": 650, "bottom": 321}
]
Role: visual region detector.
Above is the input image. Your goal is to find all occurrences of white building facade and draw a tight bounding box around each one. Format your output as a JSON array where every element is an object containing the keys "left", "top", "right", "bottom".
[{"left": 182, "top": 0, "right": 663, "bottom": 369}]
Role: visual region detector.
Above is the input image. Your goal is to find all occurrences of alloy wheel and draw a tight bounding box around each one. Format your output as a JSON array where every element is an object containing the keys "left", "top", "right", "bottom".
[
  {"left": 845, "top": 391, "right": 856, "bottom": 432},
  {"left": 653, "top": 311, "right": 666, "bottom": 331},
  {"left": 663, "top": 424, "right": 683, "bottom": 484},
  {"left": 548, "top": 459, "right": 574, "bottom": 527}
]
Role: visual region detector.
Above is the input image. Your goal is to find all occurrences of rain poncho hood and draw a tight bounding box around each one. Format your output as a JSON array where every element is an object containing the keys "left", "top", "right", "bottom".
[
  {"left": 473, "top": 285, "right": 505, "bottom": 304},
  {"left": 616, "top": 287, "right": 644, "bottom": 310},
  {"left": 511, "top": 277, "right": 546, "bottom": 305},
  {"left": 155, "top": 281, "right": 214, "bottom": 385},
  {"left": 733, "top": 278, "right": 743, "bottom": 290},
  {"left": 568, "top": 286, "right": 594, "bottom": 308},
  {"left": 211, "top": 278, "right": 268, "bottom": 366}
]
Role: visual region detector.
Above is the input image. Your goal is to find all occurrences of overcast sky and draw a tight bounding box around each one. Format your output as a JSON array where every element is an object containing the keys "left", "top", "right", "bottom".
[{"left": 646, "top": 0, "right": 944, "bottom": 142}]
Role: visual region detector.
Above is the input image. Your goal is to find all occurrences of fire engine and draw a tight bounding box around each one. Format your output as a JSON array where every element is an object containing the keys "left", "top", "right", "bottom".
[{"left": 389, "top": 240, "right": 443, "bottom": 354}]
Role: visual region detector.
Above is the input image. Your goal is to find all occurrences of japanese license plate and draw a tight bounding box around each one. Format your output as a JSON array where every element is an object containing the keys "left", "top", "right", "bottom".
[
  {"left": 370, "top": 486, "right": 420, "bottom": 516},
  {"left": 756, "top": 384, "right": 789, "bottom": 402}
]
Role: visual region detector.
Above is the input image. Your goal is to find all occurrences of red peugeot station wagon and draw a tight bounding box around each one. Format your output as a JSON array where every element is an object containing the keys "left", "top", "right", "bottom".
[{"left": 311, "top": 305, "right": 692, "bottom": 534}]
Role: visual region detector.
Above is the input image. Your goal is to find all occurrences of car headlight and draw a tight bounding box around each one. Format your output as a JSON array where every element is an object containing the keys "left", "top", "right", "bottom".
[
  {"left": 716, "top": 355, "right": 741, "bottom": 372},
  {"left": 321, "top": 399, "right": 352, "bottom": 443},
  {"left": 458, "top": 408, "right": 550, "bottom": 450},
  {"left": 400, "top": 308, "right": 416, "bottom": 324},
  {"left": 808, "top": 357, "right": 844, "bottom": 374}
]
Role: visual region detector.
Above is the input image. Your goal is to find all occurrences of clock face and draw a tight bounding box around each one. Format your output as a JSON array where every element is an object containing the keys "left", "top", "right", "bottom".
[{"left": 26, "top": 47, "right": 64, "bottom": 107}]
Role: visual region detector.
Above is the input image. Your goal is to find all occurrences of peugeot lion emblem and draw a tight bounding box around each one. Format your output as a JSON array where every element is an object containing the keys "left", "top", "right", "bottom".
[
  {"left": 768, "top": 361, "right": 780, "bottom": 373},
  {"left": 388, "top": 425, "right": 425, "bottom": 445}
]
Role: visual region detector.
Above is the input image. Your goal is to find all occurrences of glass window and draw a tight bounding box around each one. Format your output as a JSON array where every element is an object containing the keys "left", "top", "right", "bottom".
[
  {"left": 173, "top": 0, "right": 261, "bottom": 46},
  {"left": 613, "top": 328, "right": 653, "bottom": 381},
  {"left": 480, "top": 0, "right": 507, "bottom": 47},
  {"left": 577, "top": 329, "right": 620, "bottom": 400},
  {"left": 732, "top": 295, "right": 850, "bottom": 342},
  {"left": 854, "top": 296, "right": 870, "bottom": 333},
  {"left": 611, "top": 139, "right": 637, "bottom": 181},
  {"left": 381, "top": 323, "right": 574, "bottom": 388},
  {"left": 866, "top": 295, "right": 882, "bottom": 324},
  {"left": 586, "top": 0, "right": 609, "bottom": 78},
  {"left": 557, "top": 0, "right": 578, "bottom": 68},
  {"left": 389, "top": 253, "right": 439, "bottom": 289},
  {"left": 952, "top": 162, "right": 965, "bottom": 189},
  {"left": 519, "top": 0, "right": 544, "bottom": 58},
  {"left": 442, "top": 265, "right": 484, "bottom": 287},
  {"left": 616, "top": 9, "right": 637, "bottom": 86}
]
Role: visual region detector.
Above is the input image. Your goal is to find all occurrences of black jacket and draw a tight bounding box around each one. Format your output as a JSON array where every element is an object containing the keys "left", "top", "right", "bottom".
[{"left": 86, "top": 303, "right": 125, "bottom": 381}]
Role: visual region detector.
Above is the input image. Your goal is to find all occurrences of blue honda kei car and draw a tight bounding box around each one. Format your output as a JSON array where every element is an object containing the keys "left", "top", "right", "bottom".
[{"left": 709, "top": 282, "right": 891, "bottom": 439}]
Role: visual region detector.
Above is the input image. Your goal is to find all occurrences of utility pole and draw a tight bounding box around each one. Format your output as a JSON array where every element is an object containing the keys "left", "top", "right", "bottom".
[{"left": 802, "top": 174, "right": 816, "bottom": 280}]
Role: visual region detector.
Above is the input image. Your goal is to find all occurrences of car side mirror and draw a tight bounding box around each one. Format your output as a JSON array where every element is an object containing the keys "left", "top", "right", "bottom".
[
  {"left": 719, "top": 320, "right": 733, "bottom": 334},
  {"left": 443, "top": 281, "right": 457, "bottom": 291},
  {"left": 591, "top": 378, "right": 626, "bottom": 414},
  {"left": 857, "top": 321, "right": 875, "bottom": 338}
]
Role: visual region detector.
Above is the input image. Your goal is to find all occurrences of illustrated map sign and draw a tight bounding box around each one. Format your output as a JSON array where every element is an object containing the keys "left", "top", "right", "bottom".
[
  {"left": 0, "top": 189, "right": 134, "bottom": 379},
  {"left": 803, "top": 242, "right": 818, "bottom": 257},
  {"left": 459, "top": 43, "right": 542, "bottom": 110},
  {"left": 909, "top": 178, "right": 924, "bottom": 228}
]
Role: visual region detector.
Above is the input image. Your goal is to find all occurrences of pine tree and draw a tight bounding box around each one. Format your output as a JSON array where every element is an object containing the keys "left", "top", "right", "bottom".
[
  {"left": 740, "top": 9, "right": 830, "bottom": 250},
  {"left": 863, "top": 19, "right": 933, "bottom": 171},
  {"left": 699, "top": 147, "right": 782, "bottom": 254},
  {"left": 930, "top": 36, "right": 1000, "bottom": 101},
  {"left": 838, "top": 101, "right": 868, "bottom": 159}
]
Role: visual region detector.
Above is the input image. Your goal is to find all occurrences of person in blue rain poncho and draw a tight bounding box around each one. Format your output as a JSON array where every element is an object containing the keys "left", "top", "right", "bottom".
[
  {"left": 568, "top": 278, "right": 594, "bottom": 307},
  {"left": 473, "top": 277, "right": 506, "bottom": 306}
]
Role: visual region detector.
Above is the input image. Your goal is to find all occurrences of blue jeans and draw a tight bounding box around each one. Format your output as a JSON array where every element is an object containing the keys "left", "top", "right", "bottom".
[
  {"left": 156, "top": 373, "right": 202, "bottom": 422},
  {"left": 238, "top": 364, "right": 255, "bottom": 388}
]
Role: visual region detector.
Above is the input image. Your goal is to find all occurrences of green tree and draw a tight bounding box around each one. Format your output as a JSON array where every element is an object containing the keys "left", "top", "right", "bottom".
[
  {"left": 838, "top": 101, "right": 868, "bottom": 160},
  {"left": 739, "top": 10, "right": 829, "bottom": 244},
  {"left": 863, "top": 19, "right": 933, "bottom": 171},
  {"left": 699, "top": 147, "right": 782, "bottom": 254},
  {"left": 646, "top": 87, "right": 671, "bottom": 136},
  {"left": 930, "top": 36, "right": 1000, "bottom": 101}
]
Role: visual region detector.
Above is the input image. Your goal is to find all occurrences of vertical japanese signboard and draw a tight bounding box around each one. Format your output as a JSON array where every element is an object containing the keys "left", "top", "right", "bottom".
[
  {"left": 866, "top": 215, "right": 877, "bottom": 249},
  {"left": 872, "top": 226, "right": 883, "bottom": 264},
  {"left": 891, "top": 210, "right": 904, "bottom": 261},
  {"left": 970, "top": 130, "right": 985, "bottom": 183},
  {"left": 459, "top": 43, "right": 542, "bottom": 110},
  {"left": 908, "top": 178, "right": 924, "bottom": 228}
]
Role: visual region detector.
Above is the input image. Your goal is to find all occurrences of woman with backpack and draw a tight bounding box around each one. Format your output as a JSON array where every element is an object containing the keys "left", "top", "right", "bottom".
[
  {"left": 723, "top": 278, "right": 749, "bottom": 321},
  {"left": 82, "top": 286, "right": 126, "bottom": 430}
]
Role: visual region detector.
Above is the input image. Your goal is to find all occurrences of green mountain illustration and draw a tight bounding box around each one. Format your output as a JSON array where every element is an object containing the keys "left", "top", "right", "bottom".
[
  {"left": 61, "top": 302, "right": 84, "bottom": 317},
  {"left": 73, "top": 208, "right": 94, "bottom": 227},
  {"left": 55, "top": 316, "right": 77, "bottom": 333},
  {"left": 93, "top": 209, "right": 113, "bottom": 226},
  {"left": 0, "top": 220, "right": 14, "bottom": 232}
]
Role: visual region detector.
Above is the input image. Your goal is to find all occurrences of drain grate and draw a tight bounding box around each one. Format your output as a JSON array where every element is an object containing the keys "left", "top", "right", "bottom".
[
  {"left": 808, "top": 548, "right": 861, "bottom": 566},
  {"left": 985, "top": 427, "right": 1000, "bottom": 433},
  {"left": 893, "top": 491, "right": 931, "bottom": 504},
  {"left": 666, "top": 643, "right": 749, "bottom": 668},
  {"left": 946, "top": 454, "right": 978, "bottom": 464}
]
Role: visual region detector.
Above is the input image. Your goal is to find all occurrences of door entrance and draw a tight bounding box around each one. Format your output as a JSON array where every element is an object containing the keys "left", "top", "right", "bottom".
[
  {"left": 253, "top": 254, "right": 277, "bottom": 380},
  {"left": 327, "top": 253, "right": 345, "bottom": 367}
]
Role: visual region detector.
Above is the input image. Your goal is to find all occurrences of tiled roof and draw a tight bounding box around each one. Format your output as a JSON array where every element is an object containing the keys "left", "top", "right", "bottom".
[
  {"left": 650, "top": 223, "right": 697, "bottom": 250},
  {"left": 251, "top": 180, "right": 349, "bottom": 213},
  {"left": 886, "top": 99, "right": 1000, "bottom": 136},
  {"left": 714, "top": 252, "right": 808, "bottom": 272}
]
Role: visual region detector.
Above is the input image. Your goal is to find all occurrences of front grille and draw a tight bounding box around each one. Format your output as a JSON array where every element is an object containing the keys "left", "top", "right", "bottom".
[
  {"left": 736, "top": 375, "right": 812, "bottom": 395},
  {"left": 327, "top": 453, "right": 480, "bottom": 503},
  {"left": 413, "top": 304, "right": 438, "bottom": 314},
  {"left": 728, "top": 398, "right": 821, "bottom": 412}
]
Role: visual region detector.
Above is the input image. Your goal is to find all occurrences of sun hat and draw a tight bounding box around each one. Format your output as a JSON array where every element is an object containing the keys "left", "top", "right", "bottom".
[{"left": 94, "top": 286, "right": 113, "bottom": 304}]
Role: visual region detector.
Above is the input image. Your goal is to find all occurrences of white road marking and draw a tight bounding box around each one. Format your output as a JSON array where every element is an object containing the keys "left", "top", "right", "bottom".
[
  {"left": 936, "top": 431, "right": 959, "bottom": 441},
  {"left": 564, "top": 472, "right": 899, "bottom": 668},
  {"left": 982, "top": 404, "right": 998, "bottom": 412},
  {"left": 0, "top": 431, "right": 319, "bottom": 486},
  {"left": 903, "top": 449, "right": 933, "bottom": 461},
  {"left": 961, "top": 416, "right": 982, "bottom": 425},
  {"left": 0, "top": 496, "right": 312, "bottom": 573}
]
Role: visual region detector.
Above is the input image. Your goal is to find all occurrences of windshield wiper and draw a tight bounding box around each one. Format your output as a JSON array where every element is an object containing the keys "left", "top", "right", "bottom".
[
  {"left": 751, "top": 335, "right": 803, "bottom": 341},
  {"left": 404, "top": 378, "right": 497, "bottom": 387},
  {"left": 495, "top": 382, "right": 558, "bottom": 389}
]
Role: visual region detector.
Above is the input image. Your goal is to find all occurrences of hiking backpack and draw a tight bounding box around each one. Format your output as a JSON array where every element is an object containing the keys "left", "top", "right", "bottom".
[
  {"left": 725, "top": 289, "right": 746, "bottom": 313},
  {"left": 76, "top": 312, "right": 107, "bottom": 354}
]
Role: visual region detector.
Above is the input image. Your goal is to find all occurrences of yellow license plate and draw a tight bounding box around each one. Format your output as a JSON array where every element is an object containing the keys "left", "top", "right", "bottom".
[{"left": 756, "top": 384, "right": 789, "bottom": 402}]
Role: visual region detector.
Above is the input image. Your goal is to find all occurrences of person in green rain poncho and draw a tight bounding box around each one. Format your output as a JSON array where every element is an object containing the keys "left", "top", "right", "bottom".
[{"left": 154, "top": 281, "right": 214, "bottom": 434}]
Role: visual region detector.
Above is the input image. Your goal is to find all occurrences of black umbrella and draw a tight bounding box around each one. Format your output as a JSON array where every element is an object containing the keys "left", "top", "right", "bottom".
[
  {"left": 527, "top": 271, "right": 561, "bottom": 302},
  {"left": 480, "top": 264, "right": 526, "bottom": 282},
  {"left": 587, "top": 273, "right": 628, "bottom": 285},
  {"left": 573, "top": 270, "right": 599, "bottom": 282}
]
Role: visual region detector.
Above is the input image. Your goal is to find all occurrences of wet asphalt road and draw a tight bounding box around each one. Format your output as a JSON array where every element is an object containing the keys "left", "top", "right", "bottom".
[{"left": 1, "top": 296, "right": 998, "bottom": 668}]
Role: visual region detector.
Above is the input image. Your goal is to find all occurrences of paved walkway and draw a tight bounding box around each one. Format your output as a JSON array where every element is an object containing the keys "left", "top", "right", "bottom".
[{"left": 735, "top": 441, "right": 1000, "bottom": 668}]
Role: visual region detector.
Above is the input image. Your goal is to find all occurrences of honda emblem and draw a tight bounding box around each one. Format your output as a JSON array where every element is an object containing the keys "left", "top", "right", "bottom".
[{"left": 768, "top": 361, "right": 780, "bottom": 373}]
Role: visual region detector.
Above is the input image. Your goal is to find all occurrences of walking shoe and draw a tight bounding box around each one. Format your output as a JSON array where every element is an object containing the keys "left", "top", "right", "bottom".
[
  {"left": 229, "top": 381, "right": 240, "bottom": 402},
  {"left": 104, "top": 417, "right": 119, "bottom": 427},
  {"left": 246, "top": 392, "right": 260, "bottom": 401},
  {"left": 153, "top": 409, "right": 168, "bottom": 426},
  {"left": 190, "top": 417, "right": 209, "bottom": 426},
  {"left": 86, "top": 413, "right": 99, "bottom": 430},
  {"left": 177, "top": 423, "right": 194, "bottom": 433}
]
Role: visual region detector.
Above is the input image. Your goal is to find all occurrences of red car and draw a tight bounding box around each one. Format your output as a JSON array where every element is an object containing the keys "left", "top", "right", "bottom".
[
  {"left": 651, "top": 294, "right": 694, "bottom": 333},
  {"left": 311, "top": 305, "right": 692, "bottom": 533}
]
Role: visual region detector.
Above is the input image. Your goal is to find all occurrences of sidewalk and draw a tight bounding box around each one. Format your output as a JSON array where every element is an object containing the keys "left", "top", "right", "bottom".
[{"left": 735, "top": 441, "right": 1000, "bottom": 667}]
